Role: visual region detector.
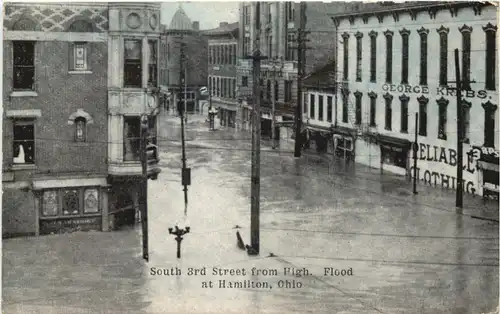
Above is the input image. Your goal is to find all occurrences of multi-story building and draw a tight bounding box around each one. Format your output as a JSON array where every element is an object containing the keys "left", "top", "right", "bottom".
[
  {"left": 203, "top": 22, "right": 239, "bottom": 128},
  {"left": 2, "top": 2, "right": 164, "bottom": 237},
  {"left": 237, "top": 2, "right": 352, "bottom": 142},
  {"left": 164, "top": 6, "right": 207, "bottom": 114},
  {"left": 326, "top": 1, "right": 498, "bottom": 199}
]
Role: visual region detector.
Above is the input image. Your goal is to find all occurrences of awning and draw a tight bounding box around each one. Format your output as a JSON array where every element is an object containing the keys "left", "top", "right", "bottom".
[
  {"left": 331, "top": 125, "right": 354, "bottom": 137},
  {"left": 376, "top": 134, "right": 411, "bottom": 150},
  {"left": 478, "top": 161, "right": 499, "bottom": 172}
]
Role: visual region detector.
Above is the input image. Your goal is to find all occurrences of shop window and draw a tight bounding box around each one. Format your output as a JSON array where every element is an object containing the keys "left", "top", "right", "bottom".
[
  {"left": 310, "top": 94, "right": 315, "bottom": 119},
  {"left": 13, "top": 41, "right": 35, "bottom": 90},
  {"left": 284, "top": 80, "right": 293, "bottom": 102},
  {"left": 342, "top": 33, "right": 349, "bottom": 81},
  {"left": 482, "top": 101, "right": 497, "bottom": 148},
  {"left": 384, "top": 93, "right": 393, "bottom": 131},
  {"left": 242, "top": 76, "right": 248, "bottom": 87},
  {"left": 274, "top": 80, "right": 279, "bottom": 101},
  {"left": 41, "top": 188, "right": 100, "bottom": 217},
  {"left": 318, "top": 95, "right": 324, "bottom": 121},
  {"left": 483, "top": 23, "right": 497, "bottom": 91},
  {"left": 354, "top": 91, "right": 362, "bottom": 125},
  {"left": 417, "top": 95, "right": 428, "bottom": 136},
  {"left": 148, "top": 40, "right": 158, "bottom": 87},
  {"left": 355, "top": 32, "right": 363, "bottom": 82},
  {"left": 381, "top": 146, "right": 407, "bottom": 169},
  {"left": 123, "top": 116, "right": 141, "bottom": 161},
  {"left": 327, "top": 96, "right": 333, "bottom": 122},
  {"left": 459, "top": 25, "right": 472, "bottom": 90},
  {"left": 400, "top": 28, "right": 410, "bottom": 84},
  {"left": 75, "top": 117, "right": 87, "bottom": 142},
  {"left": 124, "top": 39, "right": 142, "bottom": 88},
  {"left": 13, "top": 119, "right": 35, "bottom": 164},
  {"left": 62, "top": 189, "right": 80, "bottom": 215},
  {"left": 342, "top": 90, "right": 349, "bottom": 123},
  {"left": 368, "top": 92, "right": 377, "bottom": 127},
  {"left": 484, "top": 169, "right": 499, "bottom": 186},
  {"left": 437, "top": 97, "right": 449, "bottom": 140},
  {"left": 437, "top": 26, "right": 449, "bottom": 86},
  {"left": 399, "top": 94, "right": 409, "bottom": 133},
  {"left": 42, "top": 190, "right": 58, "bottom": 216},
  {"left": 462, "top": 100, "right": 471, "bottom": 144},
  {"left": 417, "top": 27, "right": 429, "bottom": 85},
  {"left": 84, "top": 189, "right": 99, "bottom": 213},
  {"left": 369, "top": 31, "right": 377, "bottom": 83},
  {"left": 384, "top": 30, "right": 393, "bottom": 84}
]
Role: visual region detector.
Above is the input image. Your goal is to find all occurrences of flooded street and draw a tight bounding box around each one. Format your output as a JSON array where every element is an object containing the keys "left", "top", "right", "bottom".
[{"left": 3, "top": 112, "right": 499, "bottom": 314}]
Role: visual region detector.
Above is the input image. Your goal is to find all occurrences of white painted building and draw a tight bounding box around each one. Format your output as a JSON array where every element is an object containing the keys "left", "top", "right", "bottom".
[{"left": 330, "top": 2, "right": 498, "bottom": 198}]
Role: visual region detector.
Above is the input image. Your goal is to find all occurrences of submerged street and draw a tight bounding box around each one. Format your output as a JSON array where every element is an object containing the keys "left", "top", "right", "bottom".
[{"left": 3, "top": 112, "right": 499, "bottom": 314}]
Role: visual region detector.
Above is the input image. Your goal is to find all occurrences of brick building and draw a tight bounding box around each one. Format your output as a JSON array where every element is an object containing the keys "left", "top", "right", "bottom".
[
  {"left": 2, "top": 2, "right": 164, "bottom": 237},
  {"left": 236, "top": 2, "right": 353, "bottom": 142},
  {"left": 164, "top": 6, "right": 207, "bottom": 114},
  {"left": 203, "top": 22, "right": 239, "bottom": 128},
  {"left": 328, "top": 2, "right": 498, "bottom": 199}
]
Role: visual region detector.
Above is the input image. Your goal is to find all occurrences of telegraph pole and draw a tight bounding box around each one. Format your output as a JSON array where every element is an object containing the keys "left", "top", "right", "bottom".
[
  {"left": 413, "top": 113, "right": 418, "bottom": 195},
  {"left": 248, "top": 2, "right": 265, "bottom": 255},
  {"left": 454, "top": 48, "right": 463, "bottom": 208},
  {"left": 179, "top": 39, "right": 190, "bottom": 214},
  {"left": 140, "top": 115, "right": 150, "bottom": 262},
  {"left": 293, "top": 2, "right": 307, "bottom": 158}
]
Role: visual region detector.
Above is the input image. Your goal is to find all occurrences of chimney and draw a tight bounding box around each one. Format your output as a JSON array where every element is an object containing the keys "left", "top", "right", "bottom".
[
  {"left": 219, "top": 22, "right": 228, "bottom": 28},
  {"left": 192, "top": 21, "right": 199, "bottom": 30}
]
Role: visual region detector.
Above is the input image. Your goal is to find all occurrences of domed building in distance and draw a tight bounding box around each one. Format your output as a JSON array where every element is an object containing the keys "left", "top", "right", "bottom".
[{"left": 163, "top": 5, "right": 207, "bottom": 113}]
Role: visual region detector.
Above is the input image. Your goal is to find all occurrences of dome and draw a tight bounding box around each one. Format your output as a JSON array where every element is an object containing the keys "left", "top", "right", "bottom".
[{"left": 168, "top": 6, "right": 193, "bottom": 31}]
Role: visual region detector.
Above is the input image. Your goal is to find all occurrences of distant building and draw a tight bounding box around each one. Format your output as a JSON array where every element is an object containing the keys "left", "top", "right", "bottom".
[
  {"left": 3, "top": 2, "right": 164, "bottom": 237},
  {"left": 203, "top": 22, "right": 239, "bottom": 128},
  {"left": 164, "top": 6, "right": 207, "bottom": 113},
  {"left": 328, "top": 1, "right": 498, "bottom": 199}
]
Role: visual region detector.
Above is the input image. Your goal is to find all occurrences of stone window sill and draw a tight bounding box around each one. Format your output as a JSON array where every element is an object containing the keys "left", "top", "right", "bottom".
[
  {"left": 12, "top": 164, "right": 37, "bottom": 171},
  {"left": 10, "top": 91, "right": 38, "bottom": 97},
  {"left": 68, "top": 70, "right": 93, "bottom": 74}
]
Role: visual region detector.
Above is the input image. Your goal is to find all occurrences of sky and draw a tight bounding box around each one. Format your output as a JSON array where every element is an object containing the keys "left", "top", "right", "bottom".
[{"left": 161, "top": 2, "right": 239, "bottom": 30}]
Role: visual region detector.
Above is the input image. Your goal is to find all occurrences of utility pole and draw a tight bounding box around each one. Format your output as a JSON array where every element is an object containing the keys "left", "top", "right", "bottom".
[
  {"left": 454, "top": 48, "right": 464, "bottom": 208},
  {"left": 248, "top": 2, "right": 265, "bottom": 256},
  {"left": 413, "top": 113, "right": 418, "bottom": 195},
  {"left": 271, "top": 68, "right": 277, "bottom": 149},
  {"left": 294, "top": 2, "right": 307, "bottom": 158},
  {"left": 140, "top": 115, "right": 150, "bottom": 262}
]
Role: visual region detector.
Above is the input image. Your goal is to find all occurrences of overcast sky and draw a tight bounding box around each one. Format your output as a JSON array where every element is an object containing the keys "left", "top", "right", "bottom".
[{"left": 161, "top": 2, "right": 239, "bottom": 30}]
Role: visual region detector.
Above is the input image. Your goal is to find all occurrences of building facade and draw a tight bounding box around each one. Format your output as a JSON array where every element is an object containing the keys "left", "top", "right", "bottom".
[
  {"left": 203, "top": 22, "right": 239, "bottom": 128},
  {"left": 164, "top": 6, "right": 207, "bottom": 114},
  {"left": 330, "top": 2, "right": 498, "bottom": 198},
  {"left": 2, "top": 2, "right": 163, "bottom": 237}
]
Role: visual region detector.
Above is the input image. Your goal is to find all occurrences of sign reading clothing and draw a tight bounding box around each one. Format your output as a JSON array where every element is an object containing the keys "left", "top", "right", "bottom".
[
  {"left": 409, "top": 143, "right": 481, "bottom": 195},
  {"left": 382, "top": 84, "right": 488, "bottom": 99}
]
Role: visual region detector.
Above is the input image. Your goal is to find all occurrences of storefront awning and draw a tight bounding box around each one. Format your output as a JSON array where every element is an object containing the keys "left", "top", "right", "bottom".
[
  {"left": 372, "top": 133, "right": 411, "bottom": 149},
  {"left": 331, "top": 125, "right": 355, "bottom": 137},
  {"left": 478, "top": 161, "right": 499, "bottom": 172}
]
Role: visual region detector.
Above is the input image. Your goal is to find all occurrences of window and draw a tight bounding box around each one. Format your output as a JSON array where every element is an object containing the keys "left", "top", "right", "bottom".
[
  {"left": 63, "top": 189, "right": 80, "bottom": 215},
  {"left": 267, "top": 3, "right": 272, "bottom": 22},
  {"left": 260, "top": 79, "right": 264, "bottom": 100},
  {"left": 327, "top": 96, "right": 333, "bottom": 122},
  {"left": 354, "top": 91, "right": 362, "bottom": 125},
  {"left": 318, "top": 95, "right": 324, "bottom": 121},
  {"left": 274, "top": 80, "right": 279, "bottom": 101},
  {"left": 124, "top": 40, "right": 142, "bottom": 87},
  {"left": 148, "top": 40, "right": 158, "bottom": 87},
  {"left": 459, "top": 25, "right": 472, "bottom": 90},
  {"left": 400, "top": 29, "right": 410, "bottom": 84},
  {"left": 462, "top": 100, "right": 471, "bottom": 144},
  {"left": 310, "top": 94, "right": 316, "bottom": 119},
  {"left": 368, "top": 92, "right": 377, "bottom": 127},
  {"left": 268, "top": 34, "right": 273, "bottom": 59},
  {"left": 483, "top": 101, "right": 497, "bottom": 147},
  {"left": 75, "top": 117, "right": 87, "bottom": 142},
  {"left": 147, "top": 116, "right": 158, "bottom": 161},
  {"left": 369, "top": 31, "right": 377, "bottom": 82},
  {"left": 384, "top": 30, "right": 393, "bottom": 83},
  {"left": 42, "top": 191, "right": 58, "bottom": 216},
  {"left": 399, "top": 94, "right": 409, "bottom": 133},
  {"left": 417, "top": 96, "right": 428, "bottom": 136},
  {"left": 303, "top": 92, "right": 308, "bottom": 114},
  {"left": 418, "top": 27, "right": 429, "bottom": 85},
  {"left": 284, "top": 80, "right": 293, "bottom": 102},
  {"left": 13, "top": 119, "right": 35, "bottom": 164},
  {"left": 342, "top": 90, "right": 349, "bottom": 123},
  {"left": 70, "top": 42, "right": 89, "bottom": 71},
  {"left": 342, "top": 33, "right": 349, "bottom": 81},
  {"left": 437, "top": 97, "right": 449, "bottom": 140},
  {"left": 244, "top": 5, "right": 250, "bottom": 25},
  {"left": 286, "top": 2, "right": 295, "bottom": 22},
  {"left": 13, "top": 41, "right": 35, "bottom": 90},
  {"left": 355, "top": 32, "right": 363, "bottom": 82},
  {"left": 243, "top": 36, "right": 251, "bottom": 57},
  {"left": 208, "top": 45, "right": 212, "bottom": 64},
  {"left": 484, "top": 23, "right": 497, "bottom": 90},
  {"left": 381, "top": 146, "right": 407, "bottom": 169},
  {"left": 286, "top": 34, "right": 296, "bottom": 61},
  {"left": 212, "top": 77, "right": 216, "bottom": 96},
  {"left": 266, "top": 80, "right": 271, "bottom": 100},
  {"left": 242, "top": 76, "right": 248, "bottom": 87},
  {"left": 384, "top": 93, "right": 393, "bottom": 131},
  {"left": 437, "top": 26, "right": 449, "bottom": 86},
  {"left": 41, "top": 188, "right": 100, "bottom": 217},
  {"left": 123, "top": 117, "right": 141, "bottom": 161},
  {"left": 233, "top": 44, "right": 237, "bottom": 64},
  {"left": 216, "top": 77, "right": 220, "bottom": 97}
]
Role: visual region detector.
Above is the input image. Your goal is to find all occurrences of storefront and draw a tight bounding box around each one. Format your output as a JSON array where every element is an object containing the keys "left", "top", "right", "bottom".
[
  {"left": 475, "top": 146, "right": 500, "bottom": 201},
  {"left": 374, "top": 134, "right": 411, "bottom": 176},
  {"left": 332, "top": 126, "right": 355, "bottom": 161}
]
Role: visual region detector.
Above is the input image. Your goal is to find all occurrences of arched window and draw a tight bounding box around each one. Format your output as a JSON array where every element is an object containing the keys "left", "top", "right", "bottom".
[
  {"left": 75, "top": 117, "right": 87, "bottom": 142},
  {"left": 68, "top": 20, "right": 94, "bottom": 72}
]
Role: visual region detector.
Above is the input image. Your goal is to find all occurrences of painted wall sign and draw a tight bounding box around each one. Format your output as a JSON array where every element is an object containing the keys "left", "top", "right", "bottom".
[
  {"left": 381, "top": 84, "right": 488, "bottom": 99},
  {"left": 40, "top": 217, "right": 102, "bottom": 235},
  {"left": 409, "top": 166, "right": 477, "bottom": 195}
]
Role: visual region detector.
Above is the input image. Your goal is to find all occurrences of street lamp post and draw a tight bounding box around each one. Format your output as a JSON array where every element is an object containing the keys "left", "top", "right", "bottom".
[{"left": 168, "top": 224, "right": 190, "bottom": 259}]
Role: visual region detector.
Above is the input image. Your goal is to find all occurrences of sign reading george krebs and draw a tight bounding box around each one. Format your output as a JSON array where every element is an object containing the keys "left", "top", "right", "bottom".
[{"left": 382, "top": 84, "right": 489, "bottom": 99}]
